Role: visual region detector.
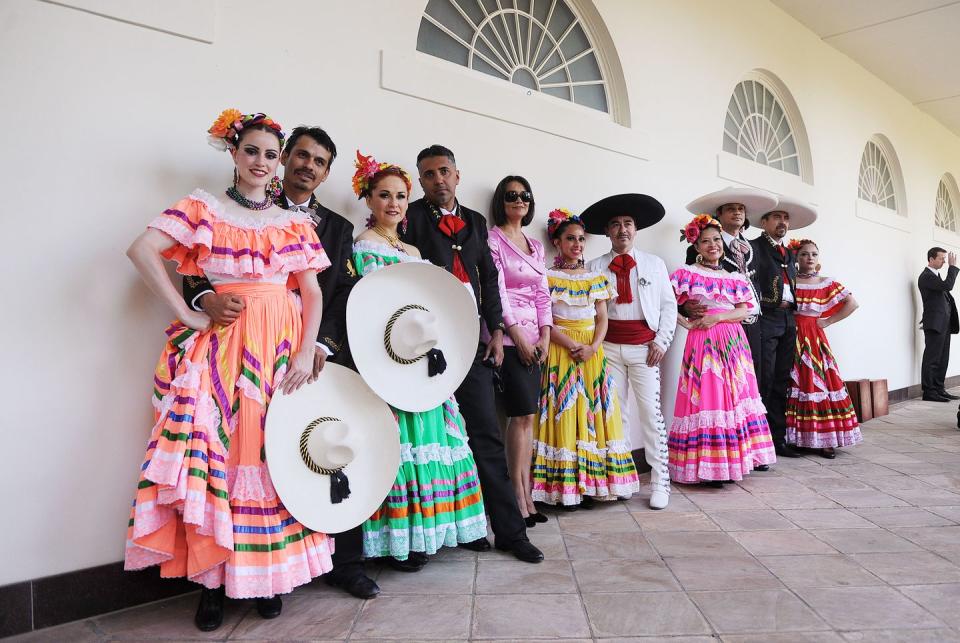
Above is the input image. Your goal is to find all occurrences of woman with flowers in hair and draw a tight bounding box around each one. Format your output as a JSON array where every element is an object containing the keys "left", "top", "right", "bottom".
[
  {"left": 350, "top": 152, "right": 487, "bottom": 572},
  {"left": 124, "top": 110, "right": 334, "bottom": 631},
  {"left": 670, "top": 215, "right": 776, "bottom": 487},
  {"left": 786, "top": 238, "right": 861, "bottom": 458},
  {"left": 531, "top": 208, "right": 639, "bottom": 509}
]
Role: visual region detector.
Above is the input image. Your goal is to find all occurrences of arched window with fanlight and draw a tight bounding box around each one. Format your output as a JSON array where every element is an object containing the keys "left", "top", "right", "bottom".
[
  {"left": 415, "top": 0, "right": 622, "bottom": 118},
  {"left": 936, "top": 174, "right": 960, "bottom": 232},
  {"left": 722, "top": 70, "right": 813, "bottom": 183},
  {"left": 857, "top": 135, "right": 907, "bottom": 216}
]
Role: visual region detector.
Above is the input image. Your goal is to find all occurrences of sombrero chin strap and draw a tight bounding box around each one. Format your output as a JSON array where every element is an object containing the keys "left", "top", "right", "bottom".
[
  {"left": 426, "top": 348, "right": 447, "bottom": 376},
  {"left": 328, "top": 470, "right": 351, "bottom": 504}
]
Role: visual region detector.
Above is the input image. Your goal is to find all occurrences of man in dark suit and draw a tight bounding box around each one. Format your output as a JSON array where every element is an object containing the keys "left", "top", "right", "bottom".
[
  {"left": 918, "top": 246, "right": 959, "bottom": 402},
  {"left": 181, "top": 126, "right": 379, "bottom": 599},
  {"left": 749, "top": 208, "right": 801, "bottom": 458},
  {"left": 400, "top": 144, "right": 542, "bottom": 564}
]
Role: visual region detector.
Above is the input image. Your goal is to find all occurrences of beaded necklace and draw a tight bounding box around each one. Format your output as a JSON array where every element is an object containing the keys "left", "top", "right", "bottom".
[
  {"left": 797, "top": 271, "right": 819, "bottom": 279},
  {"left": 225, "top": 186, "right": 272, "bottom": 211},
  {"left": 553, "top": 256, "right": 584, "bottom": 270},
  {"left": 373, "top": 225, "right": 406, "bottom": 253}
]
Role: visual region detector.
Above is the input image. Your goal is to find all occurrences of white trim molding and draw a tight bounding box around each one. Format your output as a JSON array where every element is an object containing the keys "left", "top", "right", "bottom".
[{"left": 855, "top": 198, "right": 911, "bottom": 233}]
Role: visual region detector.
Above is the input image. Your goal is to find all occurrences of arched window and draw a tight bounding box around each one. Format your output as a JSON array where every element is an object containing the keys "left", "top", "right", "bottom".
[
  {"left": 722, "top": 70, "right": 812, "bottom": 183},
  {"left": 936, "top": 174, "right": 960, "bottom": 232},
  {"left": 416, "top": 0, "right": 611, "bottom": 114},
  {"left": 857, "top": 135, "right": 906, "bottom": 216}
]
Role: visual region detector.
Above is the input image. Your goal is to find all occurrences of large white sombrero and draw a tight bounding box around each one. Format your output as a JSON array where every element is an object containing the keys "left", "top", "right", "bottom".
[
  {"left": 265, "top": 363, "right": 400, "bottom": 534},
  {"left": 686, "top": 186, "right": 779, "bottom": 220},
  {"left": 347, "top": 261, "right": 479, "bottom": 412},
  {"left": 747, "top": 194, "right": 818, "bottom": 230}
]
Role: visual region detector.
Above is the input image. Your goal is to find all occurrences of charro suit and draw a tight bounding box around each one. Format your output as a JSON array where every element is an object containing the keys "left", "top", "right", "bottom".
[
  {"left": 749, "top": 233, "right": 797, "bottom": 450},
  {"left": 401, "top": 197, "right": 528, "bottom": 545},
  {"left": 918, "top": 265, "right": 959, "bottom": 396}
]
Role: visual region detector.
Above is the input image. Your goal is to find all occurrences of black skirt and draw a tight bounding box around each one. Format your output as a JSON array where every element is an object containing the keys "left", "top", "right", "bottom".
[{"left": 497, "top": 346, "right": 542, "bottom": 417}]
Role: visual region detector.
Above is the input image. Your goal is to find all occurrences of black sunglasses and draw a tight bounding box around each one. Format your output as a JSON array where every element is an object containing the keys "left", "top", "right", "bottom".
[{"left": 504, "top": 190, "right": 533, "bottom": 203}]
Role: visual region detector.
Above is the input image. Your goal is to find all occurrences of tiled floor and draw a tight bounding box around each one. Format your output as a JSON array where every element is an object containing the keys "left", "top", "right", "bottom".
[{"left": 13, "top": 398, "right": 960, "bottom": 642}]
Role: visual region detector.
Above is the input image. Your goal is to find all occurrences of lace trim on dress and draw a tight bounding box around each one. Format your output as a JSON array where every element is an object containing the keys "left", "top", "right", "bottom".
[
  {"left": 548, "top": 270, "right": 614, "bottom": 305},
  {"left": 670, "top": 396, "right": 768, "bottom": 432},
  {"left": 532, "top": 438, "right": 633, "bottom": 462},
  {"left": 399, "top": 443, "right": 474, "bottom": 466},
  {"left": 188, "top": 189, "right": 313, "bottom": 230},
  {"left": 353, "top": 239, "right": 428, "bottom": 263}
]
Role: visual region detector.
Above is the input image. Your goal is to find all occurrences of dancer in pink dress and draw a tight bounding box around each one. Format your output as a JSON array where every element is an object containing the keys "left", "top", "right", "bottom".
[{"left": 669, "top": 215, "right": 776, "bottom": 486}]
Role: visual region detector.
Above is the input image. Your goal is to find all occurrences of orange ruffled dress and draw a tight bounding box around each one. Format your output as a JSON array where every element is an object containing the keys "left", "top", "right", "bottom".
[{"left": 124, "top": 189, "right": 334, "bottom": 599}]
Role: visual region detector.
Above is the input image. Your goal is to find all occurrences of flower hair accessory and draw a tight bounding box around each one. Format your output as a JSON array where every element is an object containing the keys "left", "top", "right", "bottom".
[
  {"left": 207, "top": 109, "right": 285, "bottom": 151},
  {"left": 788, "top": 238, "right": 816, "bottom": 252},
  {"left": 680, "top": 214, "right": 722, "bottom": 244},
  {"left": 546, "top": 207, "right": 582, "bottom": 238},
  {"left": 352, "top": 151, "right": 412, "bottom": 199}
]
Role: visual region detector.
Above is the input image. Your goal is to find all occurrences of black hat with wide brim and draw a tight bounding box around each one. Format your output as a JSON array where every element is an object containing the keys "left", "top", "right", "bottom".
[{"left": 580, "top": 193, "right": 666, "bottom": 235}]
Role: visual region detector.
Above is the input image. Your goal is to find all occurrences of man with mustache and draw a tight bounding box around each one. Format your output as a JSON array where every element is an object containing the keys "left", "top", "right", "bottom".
[
  {"left": 400, "top": 144, "right": 543, "bottom": 564},
  {"left": 181, "top": 126, "right": 381, "bottom": 599},
  {"left": 583, "top": 194, "right": 677, "bottom": 509},
  {"left": 748, "top": 197, "right": 818, "bottom": 458}
]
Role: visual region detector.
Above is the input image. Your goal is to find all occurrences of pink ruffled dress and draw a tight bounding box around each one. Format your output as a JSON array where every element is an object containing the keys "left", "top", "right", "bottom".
[
  {"left": 124, "top": 190, "right": 335, "bottom": 598},
  {"left": 668, "top": 264, "right": 776, "bottom": 483}
]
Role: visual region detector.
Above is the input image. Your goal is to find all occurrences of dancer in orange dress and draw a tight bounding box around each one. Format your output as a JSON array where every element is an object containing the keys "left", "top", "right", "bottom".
[{"left": 124, "top": 110, "right": 333, "bottom": 631}]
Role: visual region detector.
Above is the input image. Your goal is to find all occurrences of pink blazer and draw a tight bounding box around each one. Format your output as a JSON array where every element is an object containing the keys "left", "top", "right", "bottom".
[{"left": 488, "top": 226, "right": 553, "bottom": 346}]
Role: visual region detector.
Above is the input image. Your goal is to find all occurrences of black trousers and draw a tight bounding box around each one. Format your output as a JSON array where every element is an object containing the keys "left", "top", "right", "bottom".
[
  {"left": 455, "top": 344, "right": 527, "bottom": 544},
  {"left": 329, "top": 524, "right": 364, "bottom": 576},
  {"left": 757, "top": 308, "right": 796, "bottom": 449},
  {"left": 922, "top": 329, "right": 952, "bottom": 395}
]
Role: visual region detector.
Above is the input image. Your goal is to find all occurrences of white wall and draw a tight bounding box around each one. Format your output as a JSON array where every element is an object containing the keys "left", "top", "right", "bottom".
[{"left": 3, "top": 0, "right": 959, "bottom": 584}]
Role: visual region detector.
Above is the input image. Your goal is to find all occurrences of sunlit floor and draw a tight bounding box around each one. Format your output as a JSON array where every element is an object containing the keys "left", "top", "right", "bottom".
[{"left": 13, "top": 397, "right": 960, "bottom": 642}]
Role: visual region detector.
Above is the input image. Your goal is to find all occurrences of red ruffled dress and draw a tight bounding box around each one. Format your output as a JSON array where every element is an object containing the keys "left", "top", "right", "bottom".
[
  {"left": 124, "top": 189, "right": 335, "bottom": 598},
  {"left": 786, "top": 278, "right": 862, "bottom": 448}
]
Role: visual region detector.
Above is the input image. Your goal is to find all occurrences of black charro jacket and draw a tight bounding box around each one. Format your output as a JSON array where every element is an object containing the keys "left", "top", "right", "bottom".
[
  {"left": 181, "top": 190, "right": 358, "bottom": 365},
  {"left": 400, "top": 198, "right": 504, "bottom": 335},
  {"left": 749, "top": 233, "right": 797, "bottom": 311}
]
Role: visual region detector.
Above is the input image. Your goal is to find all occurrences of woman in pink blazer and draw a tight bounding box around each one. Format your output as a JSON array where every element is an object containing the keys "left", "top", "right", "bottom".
[{"left": 488, "top": 175, "right": 553, "bottom": 527}]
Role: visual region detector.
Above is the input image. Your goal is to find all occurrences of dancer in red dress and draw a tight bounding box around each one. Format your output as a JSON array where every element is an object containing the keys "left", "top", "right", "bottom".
[{"left": 785, "top": 239, "right": 862, "bottom": 458}]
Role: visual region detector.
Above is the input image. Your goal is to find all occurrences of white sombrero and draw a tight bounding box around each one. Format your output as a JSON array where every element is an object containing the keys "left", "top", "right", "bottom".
[
  {"left": 265, "top": 363, "right": 400, "bottom": 534},
  {"left": 348, "top": 261, "right": 479, "bottom": 412},
  {"left": 686, "top": 186, "right": 779, "bottom": 220},
  {"left": 747, "top": 194, "right": 818, "bottom": 230}
]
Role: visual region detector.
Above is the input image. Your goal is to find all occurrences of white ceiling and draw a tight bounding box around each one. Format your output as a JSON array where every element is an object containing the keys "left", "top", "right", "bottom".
[{"left": 771, "top": 0, "right": 960, "bottom": 136}]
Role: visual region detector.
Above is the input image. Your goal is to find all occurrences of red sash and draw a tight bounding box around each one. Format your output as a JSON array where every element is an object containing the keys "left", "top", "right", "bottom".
[{"left": 606, "top": 319, "right": 655, "bottom": 345}]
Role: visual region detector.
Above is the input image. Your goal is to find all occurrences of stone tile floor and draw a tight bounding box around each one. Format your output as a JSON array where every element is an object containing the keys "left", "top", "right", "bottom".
[{"left": 12, "top": 398, "right": 960, "bottom": 642}]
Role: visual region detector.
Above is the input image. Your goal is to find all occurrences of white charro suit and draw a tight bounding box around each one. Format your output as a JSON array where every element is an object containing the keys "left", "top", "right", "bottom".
[{"left": 588, "top": 248, "right": 678, "bottom": 494}]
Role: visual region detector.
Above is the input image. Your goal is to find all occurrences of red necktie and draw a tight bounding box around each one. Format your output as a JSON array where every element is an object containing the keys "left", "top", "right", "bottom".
[
  {"left": 608, "top": 254, "right": 637, "bottom": 304},
  {"left": 438, "top": 214, "right": 470, "bottom": 284}
]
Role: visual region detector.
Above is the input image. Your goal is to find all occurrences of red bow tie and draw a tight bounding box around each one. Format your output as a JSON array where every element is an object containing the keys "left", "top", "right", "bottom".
[
  {"left": 608, "top": 254, "right": 637, "bottom": 304},
  {"left": 438, "top": 214, "right": 465, "bottom": 237}
]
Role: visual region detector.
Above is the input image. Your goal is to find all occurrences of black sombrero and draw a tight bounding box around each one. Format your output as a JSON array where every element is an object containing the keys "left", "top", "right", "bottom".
[{"left": 580, "top": 193, "right": 666, "bottom": 235}]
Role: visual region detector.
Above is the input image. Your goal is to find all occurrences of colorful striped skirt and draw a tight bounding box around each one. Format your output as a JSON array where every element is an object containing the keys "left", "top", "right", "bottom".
[
  {"left": 532, "top": 317, "right": 640, "bottom": 506},
  {"left": 362, "top": 398, "right": 487, "bottom": 560},
  {"left": 124, "top": 283, "right": 333, "bottom": 599},
  {"left": 669, "top": 317, "right": 776, "bottom": 483},
  {"left": 786, "top": 315, "right": 862, "bottom": 448}
]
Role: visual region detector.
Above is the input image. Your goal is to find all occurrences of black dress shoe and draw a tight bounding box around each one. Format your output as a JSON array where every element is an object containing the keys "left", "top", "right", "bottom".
[
  {"left": 495, "top": 538, "right": 544, "bottom": 563},
  {"left": 524, "top": 515, "right": 537, "bottom": 528},
  {"left": 386, "top": 552, "right": 428, "bottom": 572},
  {"left": 754, "top": 464, "right": 770, "bottom": 472},
  {"left": 939, "top": 391, "right": 960, "bottom": 400},
  {"left": 194, "top": 586, "right": 225, "bottom": 632},
  {"left": 531, "top": 512, "right": 548, "bottom": 523},
  {"left": 459, "top": 537, "right": 491, "bottom": 552},
  {"left": 701, "top": 480, "right": 724, "bottom": 488},
  {"left": 325, "top": 571, "right": 381, "bottom": 599},
  {"left": 821, "top": 448, "right": 837, "bottom": 459},
  {"left": 922, "top": 393, "right": 951, "bottom": 402},
  {"left": 775, "top": 445, "right": 801, "bottom": 458},
  {"left": 255, "top": 595, "right": 282, "bottom": 619}
]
